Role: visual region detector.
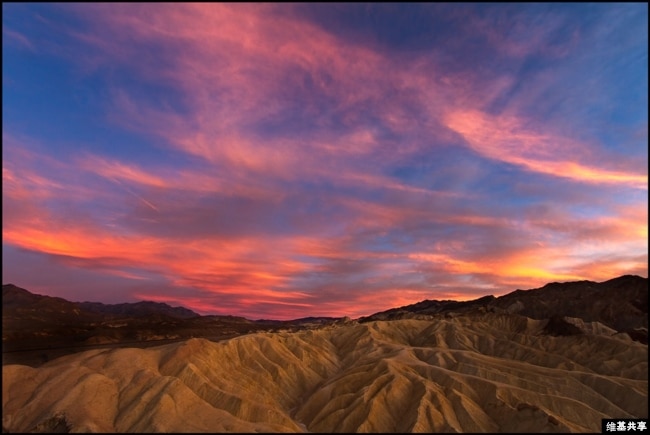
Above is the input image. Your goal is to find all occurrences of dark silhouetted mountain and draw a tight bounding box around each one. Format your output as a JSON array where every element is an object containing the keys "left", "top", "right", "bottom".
[
  {"left": 358, "top": 294, "right": 496, "bottom": 322},
  {"left": 3, "top": 283, "right": 83, "bottom": 314},
  {"left": 2, "top": 284, "right": 198, "bottom": 322},
  {"left": 78, "top": 300, "right": 199, "bottom": 319},
  {"left": 487, "top": 275, "right": 647, "bottom": 333},
  {"left": 359, "top": 275, "right": 648, "bottom": 342}
]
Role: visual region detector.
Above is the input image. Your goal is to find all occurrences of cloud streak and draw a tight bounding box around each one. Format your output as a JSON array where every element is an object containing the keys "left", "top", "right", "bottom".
[{"left": 445, "top": 109, "right": 648, "bottom": 189}]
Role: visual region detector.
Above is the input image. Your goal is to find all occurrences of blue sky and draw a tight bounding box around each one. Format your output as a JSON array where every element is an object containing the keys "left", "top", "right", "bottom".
[{"left": 2, "top": 3, "right": 647, "bottom": 319}]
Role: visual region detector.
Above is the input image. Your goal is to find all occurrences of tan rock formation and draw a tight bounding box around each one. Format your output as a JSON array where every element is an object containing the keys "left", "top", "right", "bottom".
[{"left": 3, "top": 314, "right": 647, "bottom": 432}]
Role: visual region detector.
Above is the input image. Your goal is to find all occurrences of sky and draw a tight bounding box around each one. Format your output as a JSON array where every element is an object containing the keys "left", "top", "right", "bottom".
[{"left": 2, "top": 3, "right": 648, "bottom": 320}]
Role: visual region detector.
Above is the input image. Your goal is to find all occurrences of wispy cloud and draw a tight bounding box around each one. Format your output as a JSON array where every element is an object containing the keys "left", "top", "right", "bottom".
[
  {"left": 2, "top": 27, "right": 35, "bottom": 51},
  {"left": 445, "top": 109, "right": 648, "bottom": 189}
]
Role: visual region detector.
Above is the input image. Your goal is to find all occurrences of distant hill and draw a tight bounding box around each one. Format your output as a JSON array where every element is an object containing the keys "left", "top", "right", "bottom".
[
  {"left": 486, "top": 275, "right": 647, "bottom": 332},
  {"left": 358, "top": 294, "right": 496, "bottom": 321},
  {"left": 359, "top": 275, "right": 648, "bottom": 343},
  {"left": 77, "top": 300, "right": 199, "bottom": 319},
  {"left": 3, "top": 275, "right": 647, "bottom": 367},
  {"left": 2, "top": 284, "right": 199, "bottom": 320},
  {"left": 2, "top": 283, "right": 84, "bottom": 314}
]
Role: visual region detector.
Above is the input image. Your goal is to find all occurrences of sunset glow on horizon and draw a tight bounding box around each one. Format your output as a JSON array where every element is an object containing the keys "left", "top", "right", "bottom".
[{"left": 3, "top": 4, "right": 647, "bottom": 320}]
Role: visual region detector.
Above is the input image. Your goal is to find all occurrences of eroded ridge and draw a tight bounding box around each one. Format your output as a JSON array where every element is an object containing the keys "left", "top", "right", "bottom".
[{"left": 3, "top": 314, "right": 648, "bottom": 432}]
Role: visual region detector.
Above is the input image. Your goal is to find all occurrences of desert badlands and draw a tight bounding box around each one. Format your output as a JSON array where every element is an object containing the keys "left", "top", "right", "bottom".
[{"left": 2, "top": 278, "right": 648, "bottom": 432}]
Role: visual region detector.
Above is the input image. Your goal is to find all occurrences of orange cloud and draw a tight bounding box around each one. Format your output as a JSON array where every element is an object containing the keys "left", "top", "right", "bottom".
[{"left": 408, "top": 251, "right": 583, "bottom": 284}]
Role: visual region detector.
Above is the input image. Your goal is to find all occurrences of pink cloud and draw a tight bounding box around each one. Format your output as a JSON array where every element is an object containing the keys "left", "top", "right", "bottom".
[
  {"left": 79, "top": 155, "right": 169, "bottom": 188},
  {"left": 64, "top": 4, "right": 445, "bottom": 185},
  {"left": 2, "top": 27, "right": 35, "bottom": 51},
  {"left": 444, "top": 109, "right": 648, "bottom": 189}
]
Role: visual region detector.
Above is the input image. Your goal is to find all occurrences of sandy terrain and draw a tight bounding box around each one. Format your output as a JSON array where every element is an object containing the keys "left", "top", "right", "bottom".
[{"left": 3, "top": 314, "right": 647, "bottom": 432}]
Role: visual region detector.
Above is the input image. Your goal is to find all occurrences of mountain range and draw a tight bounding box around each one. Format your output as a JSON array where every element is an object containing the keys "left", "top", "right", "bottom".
[
  {"left": 360, "top": 275, "right": 648, "bottom": 342},
  {"left": 4, "top": 275, "right": 646, "bottom": 365},
  {"left": 2, "top": 276, "right": 648, "bottom": 432}
]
